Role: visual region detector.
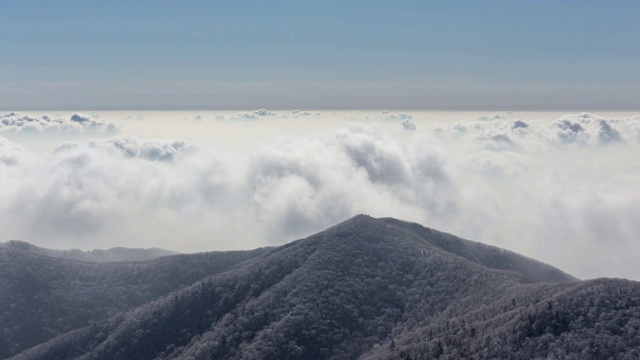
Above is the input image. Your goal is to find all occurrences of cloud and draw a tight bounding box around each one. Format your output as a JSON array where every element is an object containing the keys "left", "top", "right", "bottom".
[
  {"left": 556, "top": 119, "right": 586, "bottom": 144},
  {"left": 230, "top": 109, "right": 278, "bottom": 121},
  {"left": 512, "top": 120, "right": 529, "bottom": 129},
  {"left": 121, "top": 114, "right": 146, "bottom": 122},
  {"left": 546, "top": 113, "right": 634, "bottom": 146},
  {"left": 290, "top": 110, "right": 317, "bottom": 118},
  {"left": 538, "top": 177, "right": 640, "bottom": 280},
  {"left": 483, "top": 133, "right": 516, "bottom": 151},
  {"left": 0, "top": 112, "right": 118, "bottom": 134},
  {"left": 225, "top": 109, "right": 322, "bottom": 121},
  {"left": 337, "top": 126, "right": 412, "bottom": 186},
  {"left": 1, "top": 112, "right": 640, "bottom": 281},
  {"left": 1, "top": 126, "right": 454, "bottom": 251},
  {"left": 401, "top": 119, "right": 416, "bottom": 131},
  {"left": 0, "top": 137, "right": 24, "bottom": 166},
  {"left": 598, "top": 120, "right": 622, "bottom": 144},
  {"left": 433, "top": 112, "right": 638, "bottom": 148},
  {"left": 53, "top": 137, "right": 197, "bottom": 162},
  {"left": 381, "top": 111, "right": 413, "bottom": 121},
  {"left": 476, "top": 114, "right": 502, "bottom": 122}
]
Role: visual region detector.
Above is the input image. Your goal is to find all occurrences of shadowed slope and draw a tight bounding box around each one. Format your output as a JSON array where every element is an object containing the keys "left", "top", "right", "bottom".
[{"left": 0, "top": 246, "right": 271, "bottom": 358}]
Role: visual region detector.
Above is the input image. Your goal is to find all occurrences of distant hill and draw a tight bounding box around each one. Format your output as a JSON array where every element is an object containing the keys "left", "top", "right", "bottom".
[
  {"left": 0, "top": 240, "right": 179, "bottom": 262},
  {"left": 4, "top": 215, "right": 640, "bottom": 359}
]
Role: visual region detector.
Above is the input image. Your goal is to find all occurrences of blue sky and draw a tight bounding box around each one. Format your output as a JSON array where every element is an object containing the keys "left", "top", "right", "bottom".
[{"left": 1, "top": 0, "right": 639, "bottom": 110}]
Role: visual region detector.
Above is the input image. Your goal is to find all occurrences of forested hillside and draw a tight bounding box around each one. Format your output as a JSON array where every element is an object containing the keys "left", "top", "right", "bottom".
[
  {"left": 0, "top": 240, "right": 179, "bottom": 262},
  {"left": 4, "top": 215, "right": 640, "bottom": 359},
  {"left": 0, "top": 246, "right": 271, "bottom": 358}
]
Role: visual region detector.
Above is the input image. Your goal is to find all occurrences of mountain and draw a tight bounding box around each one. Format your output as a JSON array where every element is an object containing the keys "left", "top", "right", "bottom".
[
  {"left": 4, "top": 215, "right": 640, "bottom": 359},
  {"left": 0, "top": 240, "right": 179, "bottom": 262},
  {"left": 378, "top": 217, "right": 578, "bottom": 283},
  {"left": 0, "top": 245, "right": 271, "bottom": 358}
]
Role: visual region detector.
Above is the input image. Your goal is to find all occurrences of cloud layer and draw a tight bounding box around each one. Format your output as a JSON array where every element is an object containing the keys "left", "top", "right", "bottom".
[
  {"left": 1, "top": 111, "right": 639, "bottom": 280},
  {"left": 0, "top": 112, "right": 118, "bottom": 134}
]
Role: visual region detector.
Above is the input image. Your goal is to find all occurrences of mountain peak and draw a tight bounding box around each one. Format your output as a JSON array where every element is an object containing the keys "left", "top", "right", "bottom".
[
  {"left": 4, "top": 216, "right": 639, "bottom": 360},
  {"left": 311, "top": 214, "right": 576, "bottom": 284},
  {"left": 331, "top": 213, "right": 380, "bottom": 228}
]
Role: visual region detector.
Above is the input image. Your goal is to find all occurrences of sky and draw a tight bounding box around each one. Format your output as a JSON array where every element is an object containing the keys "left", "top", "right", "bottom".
[{"left": 1, "top": 0, "right": 640, "bottom": 110}]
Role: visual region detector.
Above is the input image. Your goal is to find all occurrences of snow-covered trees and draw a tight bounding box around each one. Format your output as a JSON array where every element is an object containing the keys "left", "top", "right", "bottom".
[{"left": 4, "top": 215, "right": 640, "bottom": 359}]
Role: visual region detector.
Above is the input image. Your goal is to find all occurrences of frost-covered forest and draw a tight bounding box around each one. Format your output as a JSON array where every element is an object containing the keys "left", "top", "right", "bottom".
[
  {"left": 0, "top": 245, "right": 270, "bottom": 358},
  {"left": 2, "top": 215, "right": 639, "bottom": 359},
  {"left": 0, "top": 240, "right": 179, "bottom": 262}
]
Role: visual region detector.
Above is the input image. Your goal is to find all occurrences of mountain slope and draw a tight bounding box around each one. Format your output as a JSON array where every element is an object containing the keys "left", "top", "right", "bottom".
[
  {"left": 379, "top": 217, "right": 577, "bottom": 283},
  {"left": 0, "top": 240, "right": 179, "bottom": 262},
  {"left": 7, "top": 215, "right": 640, "bottom": 360},
  {"left": 0, "top": 246, "right": 271, "bottom": 359},
  {"left": 363, "top": 278, "right": 640, "bottom": 359}
]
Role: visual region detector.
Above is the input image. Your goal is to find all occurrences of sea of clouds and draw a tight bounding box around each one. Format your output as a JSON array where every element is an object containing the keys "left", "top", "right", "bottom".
[
  {"left": 0, "top": 112, "right": 118, "bottom": 134},
  {"left": 0, "top": 110, "right": 639, "bottom": 280}
]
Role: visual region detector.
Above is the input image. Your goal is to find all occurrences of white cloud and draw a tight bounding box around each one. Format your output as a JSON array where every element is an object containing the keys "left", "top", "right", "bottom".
[
  {"left": 512, "top": 120, "right": 529, "bottom": 130},
  {"left": 0, "top": 112, "right": 118, "bottom": 134},
  {"left": 1, "top": 112, "right": 639, "bottom": 280},
  {"left": 476, "top": 114, "right": 503, "bottom": 122},
  {"left": 381, "top": 111, "right": 413, "bottom": 121},
  {"left": 230, "top": 109, "right": 278, "bottom": 121},
  {"left": 225, "top": 109, "right": 322, "bottom": 121},
  {"left": 0, "top": 125, "right": 452, "bottom": 251},
  {"left": 85, "top": 137, "right": 196, "bottom": 162},
  {"left": 290, "top": 110, "right": 317, "bottom": 118},
  {"left": 121, "top": 114, "right": 146, "bottom": 122},
  {"left": 401, "top": 119, "right": 416, "bottom": 131},
  {"left": 598, "top": 120, "right": 622, "bottom": 144},
  {"left": 0, "top": 137, "right": 24, "bottom": 166}
]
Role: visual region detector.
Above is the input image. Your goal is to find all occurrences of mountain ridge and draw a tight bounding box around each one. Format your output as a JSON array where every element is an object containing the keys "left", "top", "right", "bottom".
[
  {"left": 0, "top": 240, "right": 179, "bottom": 263},
  {"left": 0, "top": 245, "right": 272, "bottom": 358},
  {"left": 377, "top": 216, "right": 578, "bottom": 283},
  {"left": 4, "top": 215, "right": 639, "bottom": 359}
]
